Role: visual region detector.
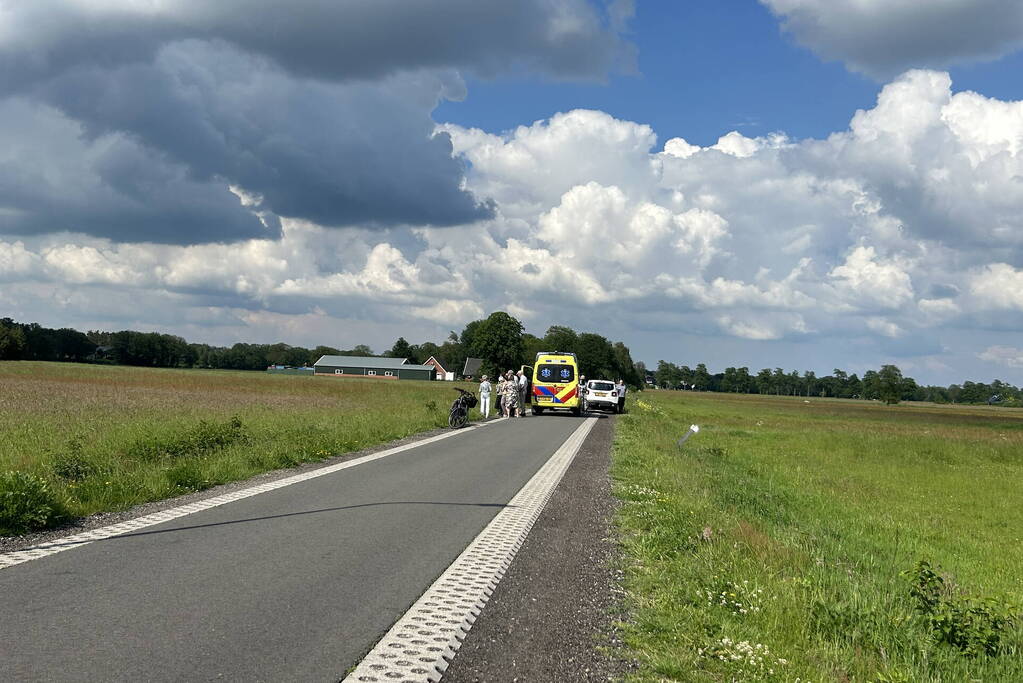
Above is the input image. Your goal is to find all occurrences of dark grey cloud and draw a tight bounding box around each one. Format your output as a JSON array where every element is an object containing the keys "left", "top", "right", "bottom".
[
  {"left": 0, "top": 97, "right": 270, "bottom": 243},
  {"left": 36, "top": 41, "right": 491, "bottom": 229},
  {"left": 0, "top": 0, "right": 632, "bottom": 91},
  {"left": 761, "top": 0, "right": 1023, "bottom": 79},
  {"left": 0, "top": 1, "right": 631, "bottom": 244}
]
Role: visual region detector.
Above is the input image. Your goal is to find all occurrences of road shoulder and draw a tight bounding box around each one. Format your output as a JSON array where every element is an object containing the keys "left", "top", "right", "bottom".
[{"left": 442, "top": 414, "right": 636, "bottom": 682}]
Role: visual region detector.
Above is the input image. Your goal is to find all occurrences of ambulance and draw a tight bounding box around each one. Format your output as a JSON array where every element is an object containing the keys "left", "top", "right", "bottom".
[{"left": 525, "top": 351, "right": 583, "bottom": 416}]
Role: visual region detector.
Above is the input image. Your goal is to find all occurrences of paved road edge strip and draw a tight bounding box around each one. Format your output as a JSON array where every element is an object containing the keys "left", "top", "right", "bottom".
[
  {"left": 0, "top": 419, "right": 507, "bottom": 571},
  {"left": 342, "top": 416, "right": 598, "bottom": 683}
]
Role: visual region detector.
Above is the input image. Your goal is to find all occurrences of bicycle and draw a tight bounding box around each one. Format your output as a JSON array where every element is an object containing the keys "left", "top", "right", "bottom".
[{"left": 448, "top": 387, "right": 478, "bottom": 429}]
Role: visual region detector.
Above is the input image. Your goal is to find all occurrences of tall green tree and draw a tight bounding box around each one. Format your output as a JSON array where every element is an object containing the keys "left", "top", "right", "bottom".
[
  {"left": 736, "top": 367, "right": 753, "bottom": 393},
  {"left": 612, "top": 341, "right": 642, "bottom": 387},
  {"left": 693, "top": 363, "right": 712, "bottom": 391},
  {"left": 467, "top": 311, "right": 525, "bottom": 377},
  {"left": 387, "top": 337, "right": 416, "bottom": 362},
  {"left": 459, "top": 319, "right": 483, "bottom": 357},
  {"left": 346, "top": 344, "right": 374, "bottom": 357},
  {"left": 0, "top": 319, "right": 27, "bottom": 359},
  {"left": 542, "top": 325, "right": 579, "bottom": 355},
  {"left": 877, "top": 364, "right": 906, "bottom": 404},
  {"left": 803, "top": 370, "right": 818, "bottom": 397},
  {"left": 522, "top": 333, "right": 546, "bottom": 365},
  {"left": 436, "top": 332, "right": 467, "bottom": 375},
  {"left": 655, "top": 360, "right": 682, "bottom": 389},
  {"left": 862, "top": 370, "right": 881, "bottom": 400},
  {"left": 576, "top": 332, "right": 615, "bottom": 378}
]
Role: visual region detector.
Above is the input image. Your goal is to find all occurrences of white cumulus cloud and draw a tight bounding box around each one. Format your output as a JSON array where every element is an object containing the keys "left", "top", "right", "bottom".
[
  {"left": 978, "top": 346, "right": 1023, "bottom": 369},
  {"left": 5, "top": 68, "right": 1023, "bottom": 384}
]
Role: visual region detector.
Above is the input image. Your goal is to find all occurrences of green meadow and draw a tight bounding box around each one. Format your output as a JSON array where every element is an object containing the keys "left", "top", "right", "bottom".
[
  {"left": 0, "top": 361, "right": 479, "bottom": 534},
  {"left": 613, "top": 390, "right": 1023, "bottom": 681}
]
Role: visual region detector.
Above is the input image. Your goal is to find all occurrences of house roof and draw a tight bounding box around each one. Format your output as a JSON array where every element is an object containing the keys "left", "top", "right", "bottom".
[
  {"left": 423, "top": 355, "right": 447, "bottom": 373},
  {"left": 314, "top": 355, "right": 436, "bottom": 372},
  {"left": 315, "top": 355, "right": 408, "bottom": 369}
]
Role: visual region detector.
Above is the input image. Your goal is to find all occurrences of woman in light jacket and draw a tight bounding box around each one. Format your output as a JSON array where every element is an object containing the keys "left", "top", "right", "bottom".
[{"left": 479, "top": 375, "right": 493, "bottom": 419}]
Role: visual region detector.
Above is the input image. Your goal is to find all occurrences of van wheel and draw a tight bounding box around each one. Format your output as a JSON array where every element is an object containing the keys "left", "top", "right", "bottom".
[
  {"left": 571, "top": 407, "right": 582, "bottom": 417},
  {"left": 532, "top": 406, "right": 544, "bottom": 415}
]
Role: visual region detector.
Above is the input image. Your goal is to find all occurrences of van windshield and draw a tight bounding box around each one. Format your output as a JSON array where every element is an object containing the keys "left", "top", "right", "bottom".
[{"left": 536, "top": 364, "right": 575, "bottom": 383}]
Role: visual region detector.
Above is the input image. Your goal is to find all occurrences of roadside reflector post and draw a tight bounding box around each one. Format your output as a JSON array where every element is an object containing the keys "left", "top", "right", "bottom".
[{"left": 677, "top": 424, "right": 700, "bottom": 448}]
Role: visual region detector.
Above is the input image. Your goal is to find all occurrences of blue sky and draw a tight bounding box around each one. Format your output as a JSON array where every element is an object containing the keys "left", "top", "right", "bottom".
[
  {"left": 438, "top": 0, "right": 876, "bottom": 145},
  {"left": 2, "top": 0, "right": 1023, "bottom": 385},
  {"left": 439, "top": 1, "right": 1023, "bottom": 146}
]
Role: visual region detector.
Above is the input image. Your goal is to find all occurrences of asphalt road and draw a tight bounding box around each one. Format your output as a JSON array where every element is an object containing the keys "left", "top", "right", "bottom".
[{"left": 1, "top": 415, "right": 585, "bottom": 682}]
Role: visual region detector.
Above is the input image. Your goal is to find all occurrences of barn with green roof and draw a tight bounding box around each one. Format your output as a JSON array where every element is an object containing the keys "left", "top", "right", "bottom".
[{"left": 313, "top": 355, "right": 436, "bottom": 381}]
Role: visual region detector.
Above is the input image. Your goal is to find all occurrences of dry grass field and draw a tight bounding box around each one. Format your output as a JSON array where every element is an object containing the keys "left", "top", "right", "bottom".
[{"left": 1, "top": 361, "right": 476, "bottom": 533}]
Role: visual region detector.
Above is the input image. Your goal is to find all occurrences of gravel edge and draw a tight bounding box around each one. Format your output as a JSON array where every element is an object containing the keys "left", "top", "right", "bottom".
[{"left": 441, "top": 414, "right": 637, "bottom": 682}]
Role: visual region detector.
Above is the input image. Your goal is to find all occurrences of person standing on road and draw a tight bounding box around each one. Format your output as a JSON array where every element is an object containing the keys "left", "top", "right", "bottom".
[
  {"left": 496, "top": 374, "right": 506, "bottom": 417},
  {"left": 516, "top": 370, "right": 527, "bottom": 417},
  {"left": 479, "top": 375, "right": 492, "bottom": 419},
  {"left": 616, "top": 378, "right": 627, "bottom": 414},
  {"left": 503, "top": 370, "right": 519, "bottom": 417}
]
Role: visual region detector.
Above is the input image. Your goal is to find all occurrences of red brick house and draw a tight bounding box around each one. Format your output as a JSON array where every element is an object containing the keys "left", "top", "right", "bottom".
[{"left": 423, "top": 356, "right": 452, "bottom": 380}]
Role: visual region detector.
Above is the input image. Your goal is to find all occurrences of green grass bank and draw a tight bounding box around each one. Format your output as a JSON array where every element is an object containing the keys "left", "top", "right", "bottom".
[
  {"left": 613, "top": 391, "right": 1022, "bottom": 681},
  {"left": 1, "top": 361, "right": 481, "bottom": 535}
]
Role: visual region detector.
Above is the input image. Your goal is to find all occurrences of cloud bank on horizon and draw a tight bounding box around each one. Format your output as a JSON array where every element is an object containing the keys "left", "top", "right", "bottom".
[{"left": 2, "top": 0, "right": 1022, "bottom": 384}]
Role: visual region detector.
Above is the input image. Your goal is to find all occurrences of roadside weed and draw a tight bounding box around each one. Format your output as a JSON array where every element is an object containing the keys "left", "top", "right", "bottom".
[{"left": 0, "top": 470, "right": 70, "bottom": 534}]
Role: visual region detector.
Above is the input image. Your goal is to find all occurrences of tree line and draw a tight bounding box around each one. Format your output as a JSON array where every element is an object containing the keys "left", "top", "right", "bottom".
[
  {"left": 652, "top": 360, "right": 1021, "bottom": 406},
  {"left": 2, "top": 315, "right": 1016, "bottom": 404},
  {"left": 0, "top": 317, "right": 373, "bottom": 371},
  {"left": 385, "top": 311, "right": 644, "bottom": 387},
  {"left": 0, "top": 313, "right": 644, "bottom": 387}
]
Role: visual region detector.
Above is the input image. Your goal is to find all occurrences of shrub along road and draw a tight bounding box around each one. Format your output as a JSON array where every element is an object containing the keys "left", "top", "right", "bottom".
[{"left": 0, "top": 415, "right": 598, "bottom": 682}]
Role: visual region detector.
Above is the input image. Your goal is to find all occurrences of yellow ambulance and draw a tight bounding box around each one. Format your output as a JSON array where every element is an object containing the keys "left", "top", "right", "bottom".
[{"left": 525, "top": 351, "right": 583, "bottom": 416}]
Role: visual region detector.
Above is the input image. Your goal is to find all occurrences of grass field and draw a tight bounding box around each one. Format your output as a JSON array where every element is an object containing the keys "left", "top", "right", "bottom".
[
  {"left": 612, "top": 390, "right": 1023, "bottom": 681},
  {"left": 0, "top": 361, "right": 483, "bottom": 534}
]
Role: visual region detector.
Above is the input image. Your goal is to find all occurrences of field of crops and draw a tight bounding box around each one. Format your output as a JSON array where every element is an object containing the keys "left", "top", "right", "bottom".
[
  {"left": 613, "top": 390, "right": 1023, "bottom": 681},
  {"left": 0, "top": 361, "right": 477, "bottom": 534}
]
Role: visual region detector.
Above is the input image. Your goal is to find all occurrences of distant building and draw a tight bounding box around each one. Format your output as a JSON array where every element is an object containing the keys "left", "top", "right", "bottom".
[
  {"left": 423, "top": 356, "right": 454, "bottom": 381},
  {"left": 313, "top": 355, "right": 436, "bottom": 381},
  {"left": 265, "top": 366, "right": 315, "bottom": 375}
]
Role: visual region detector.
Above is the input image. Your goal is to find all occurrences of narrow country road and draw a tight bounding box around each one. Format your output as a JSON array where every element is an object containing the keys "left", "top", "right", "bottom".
[{"left": 1, "top": 415, "right": 587, "bottom": 682}]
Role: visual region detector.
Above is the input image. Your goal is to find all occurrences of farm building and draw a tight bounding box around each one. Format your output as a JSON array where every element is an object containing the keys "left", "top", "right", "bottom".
[
  {"left": 313, "top": 355, "right": 436, "bottom": 381},
  {"left": 423, "top": 356, "right": 455, "bottom": 381}
]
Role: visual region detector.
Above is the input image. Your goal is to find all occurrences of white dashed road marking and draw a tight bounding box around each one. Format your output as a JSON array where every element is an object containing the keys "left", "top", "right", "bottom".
[
  {"left": 343, "top": 416, "right": 597, "bottom": 683},
  {"left": 0, "top": 418, "right": 506, "bottom": 571}
]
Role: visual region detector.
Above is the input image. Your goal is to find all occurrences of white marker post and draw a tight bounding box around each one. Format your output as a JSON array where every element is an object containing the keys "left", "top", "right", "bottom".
[{"left": 677, "top": 424, "right": 700, "bottom": 447}]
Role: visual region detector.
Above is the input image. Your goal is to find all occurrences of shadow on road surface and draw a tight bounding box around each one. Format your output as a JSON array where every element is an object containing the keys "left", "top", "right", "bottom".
[{"left": 18, "top": 501, "right": 516, "bottom": 551}]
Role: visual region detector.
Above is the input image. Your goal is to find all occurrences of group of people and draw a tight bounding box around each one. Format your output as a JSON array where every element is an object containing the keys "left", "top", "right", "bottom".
[
  {"left": 477, "top": 369, "right": 527, "bottom": 419},
  {"left": 476, "top": 370, "right": 629, "bottom": 419}
]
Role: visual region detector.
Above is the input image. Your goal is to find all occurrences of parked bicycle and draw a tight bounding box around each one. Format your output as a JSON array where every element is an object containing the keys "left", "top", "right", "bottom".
[{"left": 448, "top": 387, "right": 478, "bottom": 429}]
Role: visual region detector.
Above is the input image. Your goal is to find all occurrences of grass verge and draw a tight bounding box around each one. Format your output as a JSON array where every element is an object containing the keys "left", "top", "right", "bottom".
[
  {"left": 1, "top": 361, "right": 484, "bottom": 535},
  {"left": 613, "top": 391, "right": 1022, "bottom": 681}
]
